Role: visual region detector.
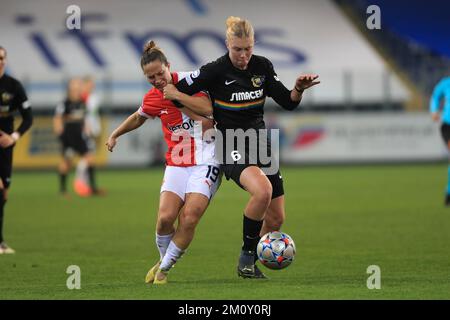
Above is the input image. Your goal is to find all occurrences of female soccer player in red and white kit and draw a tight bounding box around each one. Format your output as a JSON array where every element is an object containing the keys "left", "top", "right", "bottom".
[{"left": 106, "top": 41, "right": 220, "bottom": 284}]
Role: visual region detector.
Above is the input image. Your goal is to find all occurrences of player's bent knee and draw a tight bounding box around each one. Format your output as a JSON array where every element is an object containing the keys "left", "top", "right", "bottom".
[
  {"left": 156, "top": 214, "right": 176, "bottom": 232},
  {"left": 59, "top": 161, "right": 70, "bottom": 172},
  {"left": 180, "top": 209, "right": 203, "bottom": 230},
  {"left": 266, "top": 218, "right": 283, "bottom": 231},
  {"left": 84, "top": 154, "right": 94, "bottom": 165},
  {"left": 254, "top": 188, "right": 272, "bottom": 207},
  {"left": 265, "top": 213, "right": 284, "bottom": 231}
]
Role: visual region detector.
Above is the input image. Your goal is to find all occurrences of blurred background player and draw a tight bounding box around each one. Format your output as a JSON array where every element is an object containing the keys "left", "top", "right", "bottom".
[
  {"left": 106, "top": 40, "right": 220, "bottom": 284},
  {"left": 73, "top": 75, "right": 103, "bottom": 195},
  {"left": 0, "top": 46, "right": 33, "bottom": 254},
  {"left": 82, "top": 75, "right": 102, "bottom": 145},
  {"left": 430, "top": 76, "right": 450, "bottom": 205},
  {"left": 169, "top": 16, "right": 319, "bottom": 279},
  {"left": 53, "top": 77, "right": 102, "bottom": 197}
]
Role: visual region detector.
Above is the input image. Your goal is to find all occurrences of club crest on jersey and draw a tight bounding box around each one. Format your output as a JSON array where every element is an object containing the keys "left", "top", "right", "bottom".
[
  {"left": 1, "top": 92, "right": 13, "bottom": 103},
  {"left": 251, "top": 75, "right": 265, "bottom": 88}
]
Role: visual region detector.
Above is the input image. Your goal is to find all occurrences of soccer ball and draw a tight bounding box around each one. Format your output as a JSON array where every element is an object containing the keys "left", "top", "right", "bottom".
[{"left": 257, "top": 231, "right": 296, "bottom": 270}]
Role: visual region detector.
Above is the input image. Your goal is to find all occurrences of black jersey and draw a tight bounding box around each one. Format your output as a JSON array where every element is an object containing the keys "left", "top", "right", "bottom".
[
  {"left": 55, "top": 99, "right": 89, "bottom": 156},
  {"left": 0, "top": 74, "right": 32, "bottom": 135},
  {"left": 55, "top": 99, "right": 87, "bottom": 130},
  {"left": 175, "top": 53, "right": 300, "bottom": 132}
]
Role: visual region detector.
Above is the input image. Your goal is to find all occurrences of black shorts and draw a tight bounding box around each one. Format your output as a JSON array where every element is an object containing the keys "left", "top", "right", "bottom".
[
  {"left": 221, "top": 163, "right": 284, "bottom": 199},
  {"left": 441, "top": 123, "right": 450, "bottom": 145},
  {"left": 218, "top": 128, "right": 283, "bottom": 198},
  {"left": 60, "top": 125, "right": 89, "bottom": 156},
  {"left": 0, "top": 145, "right": 13, "bottom": 189}
]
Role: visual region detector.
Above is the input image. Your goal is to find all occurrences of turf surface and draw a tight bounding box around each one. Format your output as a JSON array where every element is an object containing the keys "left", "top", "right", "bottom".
[{"left": 1, "top": 164, "right": 449, "bottom": 299}]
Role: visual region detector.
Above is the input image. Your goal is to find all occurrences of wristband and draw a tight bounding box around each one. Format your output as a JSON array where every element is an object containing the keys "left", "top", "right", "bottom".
[{"left": 294, "top": 86, "right": 304, "bottom": 94}]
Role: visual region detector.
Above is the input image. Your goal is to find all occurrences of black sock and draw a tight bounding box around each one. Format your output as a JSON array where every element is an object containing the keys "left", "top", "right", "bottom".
[
  {"left": 59, "top": 173, "right": 67, "bottom": 193},
  {"left": 0, "top": 189, "right": 5, "bottom": 243},
  {"left": 87, "top": 166, "right": 98, "bottom": 193},
  {"left": 242, "top": 214, "right": 263, "bottom": 253}
]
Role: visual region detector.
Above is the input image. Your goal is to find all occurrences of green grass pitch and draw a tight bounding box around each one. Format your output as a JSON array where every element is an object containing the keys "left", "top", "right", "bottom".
[{"left": 1, "top": 164, "right": 449, "bottom": 299}]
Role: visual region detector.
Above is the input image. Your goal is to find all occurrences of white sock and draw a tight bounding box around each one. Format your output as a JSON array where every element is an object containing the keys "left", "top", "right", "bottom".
[
  {"left": 159, "top": 241, "right": 185, "bottom": 271},
  {"left": 76, "top": 159, "right": 88, "bottom": 183},
  {"left": 156, "top": 232, "right": 174, "bottom": 260}
]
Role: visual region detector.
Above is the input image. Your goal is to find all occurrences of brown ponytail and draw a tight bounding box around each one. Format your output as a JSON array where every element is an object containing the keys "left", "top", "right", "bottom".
[{"left": 140, "top": 40, "right": 168, "bottom": 69}]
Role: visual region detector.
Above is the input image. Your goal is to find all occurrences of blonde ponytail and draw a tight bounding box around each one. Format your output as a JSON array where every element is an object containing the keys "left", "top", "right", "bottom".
[{"left": 225, "top": 16, "right": 254, "bottom": 41}]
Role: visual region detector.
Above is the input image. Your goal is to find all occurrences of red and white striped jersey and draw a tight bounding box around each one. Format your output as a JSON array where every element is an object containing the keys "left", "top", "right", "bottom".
[{"left": 138, "top": 72, "right": 216, "bottom": 167}]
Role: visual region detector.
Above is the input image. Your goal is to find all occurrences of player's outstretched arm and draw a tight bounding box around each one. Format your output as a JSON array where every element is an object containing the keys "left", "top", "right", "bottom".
[
  {"left": 163, "top": 84, "right": 212, "bottom": 117},
  {"left": 106, "top": 111, "right": 147, "bottom": 152},
  {"left": 291, "top": 74, "right": 320, "bottom": 102}
]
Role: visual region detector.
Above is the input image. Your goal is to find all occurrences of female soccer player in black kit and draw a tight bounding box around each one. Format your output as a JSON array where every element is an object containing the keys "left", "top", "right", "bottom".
[
  {"left": 0, "top": 46, "right": 33, "bottom": 254},
  {"left": 53, "top": 77, "right": 101, "bottom": 197},
  {"left": 163, "top": 16, "right": 320, "bottom": 278}
]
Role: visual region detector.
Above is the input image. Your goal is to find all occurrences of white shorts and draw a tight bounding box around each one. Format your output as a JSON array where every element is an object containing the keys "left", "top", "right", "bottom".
[{"left": 161, "top": 165, "right": 222, "bottom": 201}]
